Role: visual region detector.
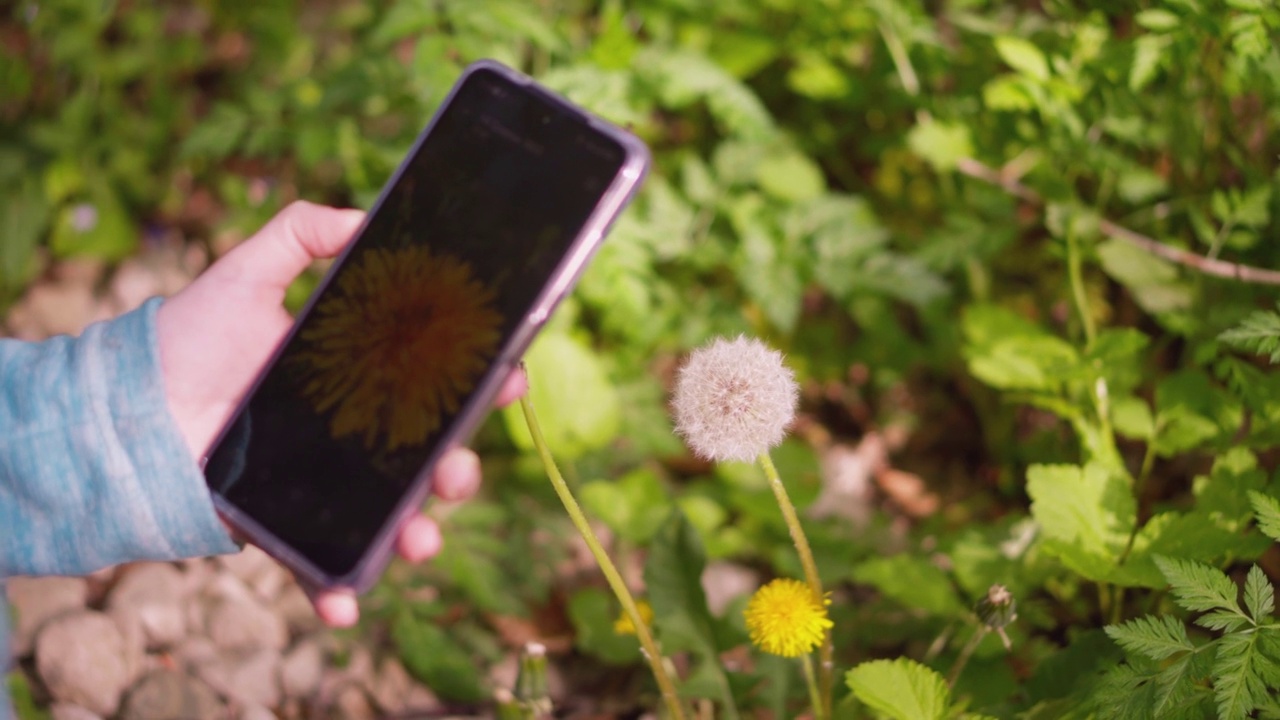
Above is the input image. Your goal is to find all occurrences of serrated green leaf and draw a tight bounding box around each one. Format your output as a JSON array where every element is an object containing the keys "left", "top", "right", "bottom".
[
  {"left": 852, "top": 555, "right": 966, "bottom": 617},
  {"left": 1244, "top": 565, "right": 1274, "bottom": 621},
  {"left": 1213, "top": 630, "right": 1275, "bottom": 720},
  {"left": 1154, "top": 556, "right": 1243, "bottom": 615},
  {"left": 1248, "top": 491, "right": 1280, "bottom": 542},
  {"left": 1220, "top": 307, "right": 1280, "bottom": 364},
  {"left": 846, "top": 658, "right": 952, "bottom": 720},
  {"left": 1105, "top": 614, "right": 1194, "bottom": 661},
  {"left": 1027, "top": 463, "right": 1134, "bottom": 582},
  {"left": 1195, "top": 609, "right": 1249, "bottom": 633}
]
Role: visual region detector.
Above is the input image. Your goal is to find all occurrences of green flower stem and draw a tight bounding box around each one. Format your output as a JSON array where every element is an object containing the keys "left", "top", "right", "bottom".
[
  {"left": 758, "top": 451, "right": 833, "bottom": 719},
  {"left": 801, "top": 653, "right": 826, "bottom": 720},
  {"left": 519, "top": 395, "right": 687, "bottom": 720},
  {"left": 946, "top": 625, "right": 988, "bottom": 688}
]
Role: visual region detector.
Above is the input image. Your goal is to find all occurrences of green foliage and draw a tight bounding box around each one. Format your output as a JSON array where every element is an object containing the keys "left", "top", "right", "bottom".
[
  {"left": 845, "top": 658, "right": 955, "bottom": 720},
  {"left": 1099, "top": 557, "right": 1280, "bottom": 720},
  {"left": 1220, "top": 305, "right": 1280, "bottom": 363},
  {"left": 644, "top": 510, "right": 740, "bottom": 718}
]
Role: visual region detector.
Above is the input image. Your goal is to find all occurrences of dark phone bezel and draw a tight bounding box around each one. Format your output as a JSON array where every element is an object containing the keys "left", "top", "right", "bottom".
[{"left": 201, "top": 59, "right": 650, "bottom": 592}]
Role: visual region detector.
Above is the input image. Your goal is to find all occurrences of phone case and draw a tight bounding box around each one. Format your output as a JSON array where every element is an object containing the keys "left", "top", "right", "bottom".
[{"left": 203, "top": 59, "right": 651, "bottom": 592}]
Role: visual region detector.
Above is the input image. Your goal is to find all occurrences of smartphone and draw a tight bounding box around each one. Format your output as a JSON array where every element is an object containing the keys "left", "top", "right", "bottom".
[{"left": 201, "top": 60, "right": 649, "bottom": 591}]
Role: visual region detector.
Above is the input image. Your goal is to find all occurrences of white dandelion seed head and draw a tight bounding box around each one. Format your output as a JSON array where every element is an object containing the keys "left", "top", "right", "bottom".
[{"left": 671, "top": 335, "right": 799, "bottom": 463}]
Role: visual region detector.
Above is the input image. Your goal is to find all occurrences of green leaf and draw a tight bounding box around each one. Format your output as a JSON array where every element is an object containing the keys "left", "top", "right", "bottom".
[
  {"left": 907, "top": 119, "right": 974, "bottom": 172},
  {"left": 1213, "top": 630, "right": 1275, "bottom": 720},
  {"left": 0, "top": 179, "right": 48, "bottom": 294},
  {"left": 1104, "top": 615, "right": 1194, "bottom": 661},
  {"left": 1248, "top": 491, "right": 1280, "bottom": 542},
  {"left": 1243, "top": 565, "right": 1274, "bottom": 621},
  {"left": 1136, "top": 9, "right": 1181, "bottom": 31},
  {"left": 49, "top": 183, "right": 136, "bottom": 261},
  {"left": 852, "top": 555, "right": 966, "bottom": 617},
  {"left": 580, "top": 469, "right": 670, "bottom": 544},
  {"left": 994, "top": 36, "right": 1050, "bottom": 82},
  {"left": 1154, "top": 556, "right": 1242, "bottom": 615},
  {"left": 786, "top": 50, "right": 850, "bottom": 99},
  {"left": 1220, "top": 306, "right": 1280, "bottom": 364},
  {"left": 1112, "top": 396, "right": 1155, "bottom": 440},
  {"left": 645, "top": 511, "right": 741, "bottom": 719},
  {"left": 962, "top": 305, "right": 1081, "bottom": 392},
  {"left": 846, "top": 658, "right": 952, "bottom": 720},
  {"left": 755, "top": 149, "right": 826, "bottom": 202},
  {"left": 1130, "top": 35, "right": 1168, "bottom": 91},
  {"left": 502, "top": 331, "right": 621, "bottom": 459},
  {"left": 1096, "top": 239, "right": 1193, "bottom": 315},
  {"left": 393, "top": 611, "right": 487, "bottom": 702},
  {"left": 567, "top": 587, "right": 643, "bottom": 664},
  {"left": 1027, "top": 463, "right": 1134, "bottom": 582},
  {"left": 180, "top": 102, "right": 250, "bottom": 160}
]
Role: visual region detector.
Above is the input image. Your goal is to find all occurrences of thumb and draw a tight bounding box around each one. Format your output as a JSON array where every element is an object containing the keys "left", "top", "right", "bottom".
[{"left": 215, "top": 201, "right": 366, "bottom": 290}]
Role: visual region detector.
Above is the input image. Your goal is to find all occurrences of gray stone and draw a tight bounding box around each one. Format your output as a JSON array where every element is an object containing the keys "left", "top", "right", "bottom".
[
  {"left": 49, "top": 704, "right": 103, "bottom": 720},
  {"left": 196, "top": 647, "right": 283, "bottom": 708},
  {"left": 107, "top": 564, "right": 188, "bottom": 649},
  {"left": 279, "top": 638, "right": 323, "bottom": 698},
  {"left": 174, "top": 637, "right": 219, "bottom": 669},
  {"left": 206, "top": 592, "right": 288, "bottom": 652},
  {"left": 119, "top": 670, "right": 226, "bottom": 720},
  {"left": 238, "top": 704, "right": 277, "bottom": 720},
  {"left": 368, "top": 657, "right": 437, "bottom": 715},
  {"left": 219, "top": 547, "right": 287, "bottom": 601},
  {"left": 333, "top": 684, "right": 374, "bottom": 720},
  {"left": 6, "top": 576, "right": 88, "bottom": 656},
  {"left": 272, "top": 584, "right": 320, "bottom": 636},
  {"left": 35, "top": 610, "right": 132, "bottom": 716}
]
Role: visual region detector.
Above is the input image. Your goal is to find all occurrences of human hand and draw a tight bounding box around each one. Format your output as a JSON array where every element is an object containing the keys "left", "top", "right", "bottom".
[{"left": 156, "top": 201, "right": 526, "bottom": 627}]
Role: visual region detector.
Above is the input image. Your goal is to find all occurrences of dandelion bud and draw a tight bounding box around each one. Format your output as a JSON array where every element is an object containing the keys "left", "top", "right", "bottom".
[
  {"left": 513, "top": 642, "right": 552, "bottom": 718},
  {"left": 976, "top": 584, "right": 1017, "bottom": 650},
  {"left": 672, "top": 335, "right": 799, "bottom": 463}
]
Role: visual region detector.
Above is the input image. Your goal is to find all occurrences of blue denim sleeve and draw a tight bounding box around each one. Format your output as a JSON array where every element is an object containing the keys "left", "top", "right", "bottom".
[{"left": 0, "top": 296, "right": 238, "bottom": 577}]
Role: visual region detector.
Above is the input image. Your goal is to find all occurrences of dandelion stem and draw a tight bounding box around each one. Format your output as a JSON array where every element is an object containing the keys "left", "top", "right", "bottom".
[
  {"left": 801, "top": 653, "right": 827, "bottom": 720},
  {"left": 946, "top": 625, "right": 988, "bottom": 688},
  {"left": 520, "top": 395, "right": 687, "bottom": 720},
  {"left": 758, "top": 451, "right": 832, "bottom": 719}
]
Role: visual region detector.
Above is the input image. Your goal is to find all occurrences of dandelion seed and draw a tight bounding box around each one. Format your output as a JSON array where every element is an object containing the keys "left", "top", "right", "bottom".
[
  {"left": 672, "top": 335, "right": 799, "bottom": 463},
  {"left": 744, "top": 578, "right": 832, "bottom": 658},
  {"left": 613, "top": 599, "right": 654, "bottom": 636}
]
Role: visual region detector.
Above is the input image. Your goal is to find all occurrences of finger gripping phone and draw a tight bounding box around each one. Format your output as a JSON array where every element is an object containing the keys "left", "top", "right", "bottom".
[{"left": 202, "top": 60, "right": 649, "bottom": 591}]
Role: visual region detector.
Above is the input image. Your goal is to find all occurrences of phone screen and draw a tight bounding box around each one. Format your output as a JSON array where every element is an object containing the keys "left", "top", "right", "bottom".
[{"left": 204, "top": 67, "right": 627, "bottom": 579}]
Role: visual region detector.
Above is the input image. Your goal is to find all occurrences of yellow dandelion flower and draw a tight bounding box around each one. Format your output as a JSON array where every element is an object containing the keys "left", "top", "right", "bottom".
[
  {"left": 743, "top": 578, "right": 832, "bottom": 658},
  {"left": 613, "top": 600, "right": 654, "bottom": 636},
  {"left": 292, "top": 246, "right": 503, "bottom": 450}
]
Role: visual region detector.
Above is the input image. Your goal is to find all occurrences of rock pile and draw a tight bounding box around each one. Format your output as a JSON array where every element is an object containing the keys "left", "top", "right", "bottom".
[{"left": 6, "top": 547, "right": 440, "bottom": 720}]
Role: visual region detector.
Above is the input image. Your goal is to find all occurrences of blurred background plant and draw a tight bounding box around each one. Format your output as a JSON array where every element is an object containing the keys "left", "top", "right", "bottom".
[{"left": 5, "top": 0, "right": 1280, "bottom": 717}]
